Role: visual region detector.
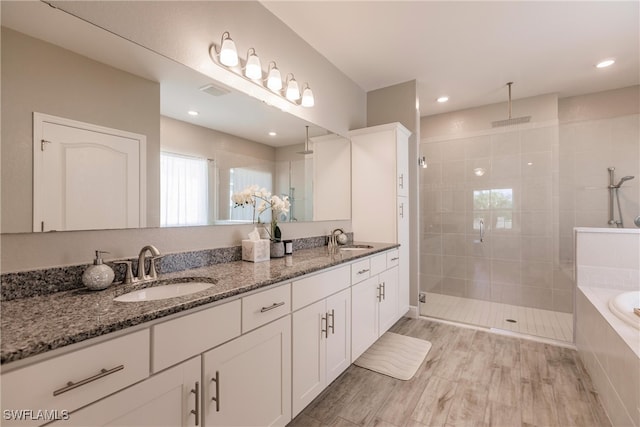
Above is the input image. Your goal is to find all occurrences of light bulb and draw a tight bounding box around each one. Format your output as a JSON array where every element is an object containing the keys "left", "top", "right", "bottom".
[
  {"left": 219, "top": 33, "right": 238, "bottom": 67},
  {"left": 267, "top": 64, "right": 282, "bottom": 92},
  {"left": 245, "top": 49, "right": 262, "bottom": 80},
  {"left": 286, "top": 76, "right": 300, "bottom": 101},
  {"left": 301, "top": 85, "right": 314, "bottom": 107}
]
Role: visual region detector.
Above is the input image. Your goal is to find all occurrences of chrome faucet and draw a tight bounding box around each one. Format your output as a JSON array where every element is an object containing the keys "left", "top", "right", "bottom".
[{"left": 137, "top": 245, "right": 162, "bottom": 281}]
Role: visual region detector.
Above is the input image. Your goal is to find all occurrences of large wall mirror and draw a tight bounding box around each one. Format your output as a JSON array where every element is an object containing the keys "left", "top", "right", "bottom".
[{"left": 1, "top": 1, "right": 351, "bottom": 234}]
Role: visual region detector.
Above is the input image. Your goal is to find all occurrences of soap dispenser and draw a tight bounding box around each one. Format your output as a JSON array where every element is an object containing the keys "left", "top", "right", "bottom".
[{"left": 82, "top": 250, "right": 115, "bottom": 290}]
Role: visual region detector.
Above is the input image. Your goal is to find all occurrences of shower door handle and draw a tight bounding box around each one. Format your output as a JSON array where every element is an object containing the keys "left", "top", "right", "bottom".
[{"left": 479, "top": 219, "right": 484, "bottom": 243}]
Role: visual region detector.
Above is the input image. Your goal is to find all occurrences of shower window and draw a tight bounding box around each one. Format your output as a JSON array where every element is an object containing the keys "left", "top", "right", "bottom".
[{"left": 473, "top": 188, "right": 513, "bottom": 230}]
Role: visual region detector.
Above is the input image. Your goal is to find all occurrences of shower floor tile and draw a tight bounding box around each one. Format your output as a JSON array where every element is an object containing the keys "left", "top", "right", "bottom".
[{"left": 421, "top": 293, "right": 573, "bottom": 342}]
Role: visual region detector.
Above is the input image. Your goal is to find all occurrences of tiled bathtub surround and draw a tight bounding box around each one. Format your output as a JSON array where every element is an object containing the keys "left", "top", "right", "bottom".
[
  {"left": 575, "top": 228, "right": 640, "bottom": 427},
  {"left": 0, "top": 233, "right": 352, "bottom": 301}
]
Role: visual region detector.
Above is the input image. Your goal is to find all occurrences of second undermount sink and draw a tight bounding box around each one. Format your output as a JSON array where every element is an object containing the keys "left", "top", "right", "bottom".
[
  {"left": 114, "top": 279, "right": 215, "bottom": 302},
  {"left": 339, "top": 244, "right": 374, "bottom": 251}
]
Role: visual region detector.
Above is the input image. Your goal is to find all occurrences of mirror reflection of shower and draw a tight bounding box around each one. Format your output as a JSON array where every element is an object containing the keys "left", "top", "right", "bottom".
[{"left": 608, "top": 167, "right": 635, "bottom": 228}]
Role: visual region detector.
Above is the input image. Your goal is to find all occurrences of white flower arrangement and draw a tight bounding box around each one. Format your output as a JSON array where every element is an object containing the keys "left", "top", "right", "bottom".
[{"left": 231, "top": 185, "right": 290, "bottom": 241}]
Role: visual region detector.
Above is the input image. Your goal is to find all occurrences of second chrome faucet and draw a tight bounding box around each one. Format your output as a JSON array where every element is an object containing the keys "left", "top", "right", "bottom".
[{"left": 114, "top": 245, "right": 162, "bottom": 285}]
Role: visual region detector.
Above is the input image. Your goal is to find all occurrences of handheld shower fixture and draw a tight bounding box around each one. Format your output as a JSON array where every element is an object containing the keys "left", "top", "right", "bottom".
[
  {"left": 608, "top": 168, "right": 634, "bottom": 227},
  {"left": 615, "top": 176, "right": 635, "bottom": 188}
]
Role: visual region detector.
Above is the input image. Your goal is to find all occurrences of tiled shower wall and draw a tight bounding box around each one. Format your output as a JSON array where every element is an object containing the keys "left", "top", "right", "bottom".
[{"left": 419, "top": 86, "right": 640, "bottom": 315}]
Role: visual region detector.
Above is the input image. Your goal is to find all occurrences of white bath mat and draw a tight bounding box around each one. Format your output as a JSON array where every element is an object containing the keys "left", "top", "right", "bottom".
[{"left": 354, "top": 332, "right": 432, "bottom": 380}]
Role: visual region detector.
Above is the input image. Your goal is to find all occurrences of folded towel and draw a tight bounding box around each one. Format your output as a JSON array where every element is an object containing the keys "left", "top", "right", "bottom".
[{"left": 634, "top": 308, "right": 640, "bottom": 317}]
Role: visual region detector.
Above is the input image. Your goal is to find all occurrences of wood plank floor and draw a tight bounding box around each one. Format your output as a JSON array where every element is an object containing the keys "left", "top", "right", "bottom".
[{"left": 288, "top": 317, "right": 611, "bottom": 427}]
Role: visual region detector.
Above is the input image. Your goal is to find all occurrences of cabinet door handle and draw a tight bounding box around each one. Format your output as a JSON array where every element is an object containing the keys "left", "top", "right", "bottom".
[
  {"left": 191, "top": 381, "right": 200, "bottom": 425},
  {"left": 399, "top": 203, "right": 404, "bottom": 218},
  {"left": 399, "top": 173, "right": 404, "bottom": 189},
  {"left": 52, "top": 365, "right": 124, "bottom": 396},
  {"left": 321, "top": 314, "right": 328, "bottom": 338},
  {"left": 327, "top": 309, "right": 335, "bottom": 335},
  {"left": 211, "top": 371, "right": 220, "bottom": 412},
  {"left": 377, "top": 285, "right": 382, "bottom": 302},
  {"left": 381, "top": 282, "right": 386, "bottom": 300},
  {"left": 260, "top": 301, "right": 285, "bottom": 313},
  {"left": 357, "top": 268, "right": 370, "bottom": 275}
]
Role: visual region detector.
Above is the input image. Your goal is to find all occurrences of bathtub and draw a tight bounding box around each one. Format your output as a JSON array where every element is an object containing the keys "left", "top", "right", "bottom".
[
  {"left": 576, "top": 286, "right": 640, "bottom": 427},
  {"left": 609, "top": 291, "right": 640, "bottom": 330}
]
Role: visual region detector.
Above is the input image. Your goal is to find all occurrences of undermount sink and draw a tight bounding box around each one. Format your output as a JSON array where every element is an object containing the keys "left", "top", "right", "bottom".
[
  {"left": 339, "top": 244, "right": 374, "bottom": 251},
  {"left": 114, "top": 279, "right": 215, "bottom": 302}
]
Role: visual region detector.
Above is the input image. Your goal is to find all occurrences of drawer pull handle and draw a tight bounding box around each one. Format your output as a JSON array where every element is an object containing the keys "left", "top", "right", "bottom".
[
  {"left": 211, "top": 371, "right": 220, "bottom": 412},
  {"left": 260, "top": 301, "right": 285, "bottom": 313},
  {"left": 327, "top": 309, "right": 335, "bottom": 335},
  {"left": 53, "top": 365, "right": 124, "bottom": 396},
  {"left": 191, "top": 381, "right": 200, "bottom": 425},
  {"left": 357, "top": 268, "right": 370, "bottom": 275},
  {"left": 390, "top": 257, "right": 399, "bottom": 261}
]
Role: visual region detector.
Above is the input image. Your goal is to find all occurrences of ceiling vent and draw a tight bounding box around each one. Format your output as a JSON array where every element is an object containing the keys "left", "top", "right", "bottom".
[{"left": 199, "top": 83, "right": 231, "bottom": 97}]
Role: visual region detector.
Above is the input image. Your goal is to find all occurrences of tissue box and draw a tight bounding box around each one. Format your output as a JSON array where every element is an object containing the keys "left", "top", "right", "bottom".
[{"left": 242, "top": 239, "right": 270, "bottom": 263}]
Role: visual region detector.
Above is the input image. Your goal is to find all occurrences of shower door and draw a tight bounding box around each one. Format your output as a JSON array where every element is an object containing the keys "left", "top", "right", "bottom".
[{"left": 418, "top": 123, "right": 573, "bottom": 342}]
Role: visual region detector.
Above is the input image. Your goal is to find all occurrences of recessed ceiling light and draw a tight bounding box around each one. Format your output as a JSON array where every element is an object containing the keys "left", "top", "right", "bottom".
[
  {"left": 187, "top": 110, "right": 199, "bottom": 116},
  {"left": 437, "top": 96, "right": 449, "bottom": 103},
  {"left": 596, "top": 59, "right": 615, "bottom": 68},
  {"left": 268, "top": 131, "right": 277, "bottom": 137}
]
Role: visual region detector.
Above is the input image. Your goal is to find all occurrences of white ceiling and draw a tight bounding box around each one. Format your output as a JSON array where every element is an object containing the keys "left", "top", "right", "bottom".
[{"left": 262, "top": 1, "right": 640, "bottom": 116}]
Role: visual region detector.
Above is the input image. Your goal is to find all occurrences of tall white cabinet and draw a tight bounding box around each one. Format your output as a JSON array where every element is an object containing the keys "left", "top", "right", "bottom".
[{"left": 350, "top": 123, "right": 411, "bottom": 317}]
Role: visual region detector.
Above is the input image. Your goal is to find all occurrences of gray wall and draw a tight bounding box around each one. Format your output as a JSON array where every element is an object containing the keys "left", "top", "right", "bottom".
[{"left": 1, "top": 27, "right": 161, "bottom": 232}]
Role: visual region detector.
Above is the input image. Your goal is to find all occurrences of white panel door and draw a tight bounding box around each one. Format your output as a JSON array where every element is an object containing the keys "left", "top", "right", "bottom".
[
  {"left": 325, "top": 288, "right": 351, "bottom": 384},
  {"left": 378, "top": 266, "right": 399, "bottom": 333},
  {"left": 33, "top": 113, "right": 146, "bottom": 232},
  {"left": 351, "top": 276, "right": 379, "bottom": 362},
  {"left": 292, "top": 300, "right": 326, "bottom": 417},
  {"left": 203, "top": 316, "right": 291, "bottom": 427}
]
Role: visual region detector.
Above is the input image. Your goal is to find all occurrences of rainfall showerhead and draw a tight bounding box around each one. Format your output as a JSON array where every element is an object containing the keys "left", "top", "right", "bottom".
[
  {"left": 297, "top": 125, "right": 314, "bottom": 155},
  {"left": 491, "top": 82, "right": 532, "bottom": 128},
  {"left": 617, "top": 176, "right": 635, "bottom": 187}
]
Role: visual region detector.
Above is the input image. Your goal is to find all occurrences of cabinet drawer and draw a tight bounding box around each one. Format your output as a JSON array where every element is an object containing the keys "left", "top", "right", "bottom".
[
  {"left": 351, "top": 259, "right": 371, "bottom": 284},
  {"left": 370, "top": 253, "right": 387, "bottom": 276},
  {"left": 242, "top": 283, "right": 291, "bottom": 332},
  {"left": 152, "top": 300, "right": 241, "bottom": 372},
  {"left": 387, "top": 250, "right": 400, "bottom": 268},
  {"left": 292, "top": 265, "right": 350, "bottom": 311},
  {"left": 1, "top": 329, "right": 149, "bottom": 426}
]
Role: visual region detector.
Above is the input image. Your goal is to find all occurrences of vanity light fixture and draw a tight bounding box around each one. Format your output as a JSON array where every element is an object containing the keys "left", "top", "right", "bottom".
[
  {"left": 268, "top": 131, "right": 277, "bottom": 136},
  {"left": 244, "top": 48, "right": 262, "bottom": 80},
  {"left": 218, "top": 32, "right": 238, "bottom": 67},
  {"left": 596, "top": 59, "right": 615, "bottom": 68},
  {"left": 437, "top": 96, "right": 449, "bottom": 103},
  {"left": 266, "top": 62, "right": 283, "bottom": 92},
  {"left": 210, "top": 32, "right": 314, "bottom": 108}
]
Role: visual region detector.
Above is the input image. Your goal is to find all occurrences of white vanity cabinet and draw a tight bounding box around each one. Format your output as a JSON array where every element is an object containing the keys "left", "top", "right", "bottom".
[
  {"left": 351, "top": 261, "right": 400, "bottom": 362},
  {"left": 350, "top": 123, "right": 411, "bottom": 317},
  {"left": 290, "top": 266, "right": 351, "bottom": 417},
  {"left": 202, "top": 316, "right": 291, "bottom": 427},
  {"left": 51, "top": 357, "right": 200, "bottom": 427}
]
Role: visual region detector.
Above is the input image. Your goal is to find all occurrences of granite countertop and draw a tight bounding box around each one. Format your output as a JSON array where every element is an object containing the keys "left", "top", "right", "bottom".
[{"left": 1, "top": 242, "right": 398, "bottom": 365}]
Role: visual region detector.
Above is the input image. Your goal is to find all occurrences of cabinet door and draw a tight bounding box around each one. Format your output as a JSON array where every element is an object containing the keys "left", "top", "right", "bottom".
[
  {"left": 325, "top": 288, "right": 351, "bottom": 384},
  {"left": 351, "top": 276, "right": 379, "bottom": 362},
  {"left": 378, "top": 266, "right": 399, "bottom": 333},
  {"left": 52, "top": 357, "right": 200, "bottom": 427},
  {"left": 292, "top": 300, "right": 326, "bottom": 417},
  {"left": 203, "top": 316, "right": 291, "bottom": 427},
  {"left": 396, "top": 128, "right": 409, "bottom": 198}
]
